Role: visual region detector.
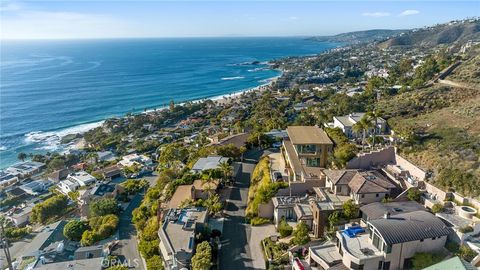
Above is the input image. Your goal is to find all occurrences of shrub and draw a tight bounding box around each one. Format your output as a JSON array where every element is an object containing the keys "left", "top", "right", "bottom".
[
  {"left": 4, "top": 227, "right": 31, "bottom": 241},
  {"left": 342, "top": 199, "right": 358, "bottom": 219},
  {"left": 459, "top": 226, "right": 474, "bottom": 234},
  {"left": 250, "top": 217, "right": 270, "bottom": 226},
  {"left": 278, "top": 219, "right": 293, "bottom": 238},
  {"left": 412, "top": 252, "right": 443, "bottom": 270},
  {"left": 191, "top": 241, "right": 212, "bottom": 270},
  {"left": 31, "top": 195, "right": 69, "bottom": 224},
  {"left": 90, "top": 198, "right": 119, "bottom": 217},
  {"left": 146, "top": 255, "right": 162, "bottom": 270},
  {"left": 63, "top": 220, "right": 88, "bottom": 241},
  {"left": 460, "top": 245, "right": 476, "bottom": 262},
  {"left": 139, "top": 239, "right": 160, "bottom": 258},
  {"left": 431, "top": 203, "right": 444, "bottom": 214},
  {"left": 292, "top": 221, "right": 310, "bottom": 246},
  {"left": 407, "top": 188, "right": 422, "bottom": 202}
]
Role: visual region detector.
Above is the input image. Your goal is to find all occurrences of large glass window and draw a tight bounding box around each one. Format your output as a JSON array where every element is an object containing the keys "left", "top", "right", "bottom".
[
  {"left": 296, "top": 144, "right": 317, "bottom": 154},
  {"left": 306, "top": 158, "right": 320, "bottom": 167}
]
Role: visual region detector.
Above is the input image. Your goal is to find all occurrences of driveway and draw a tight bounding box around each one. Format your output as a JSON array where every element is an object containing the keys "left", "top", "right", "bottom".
[
  {"left": 249, "top": 224, "right": 277, "bottom": 269},
  {"left": 219, "top": 161, "right": 256, "bottom": 270}
]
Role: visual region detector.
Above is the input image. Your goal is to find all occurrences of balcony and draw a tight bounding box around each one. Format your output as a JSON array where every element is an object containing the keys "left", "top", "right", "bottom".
[{"left": 337, "top": 229, "right": 383, "bottom": 263}]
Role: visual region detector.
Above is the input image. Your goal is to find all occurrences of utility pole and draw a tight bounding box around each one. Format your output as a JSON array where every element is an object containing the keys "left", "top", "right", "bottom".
[{"left": 0, "top": 222, "right": 14, "bottom": 270}]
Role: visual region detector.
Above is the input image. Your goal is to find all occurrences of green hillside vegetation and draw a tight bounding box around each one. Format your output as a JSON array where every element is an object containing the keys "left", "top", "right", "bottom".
[
  {"left": 450, "top": 45, "right": 480, "bottom": 88},
  {"left": 377, "top": 79, "right": 480, "bottom": 196}
]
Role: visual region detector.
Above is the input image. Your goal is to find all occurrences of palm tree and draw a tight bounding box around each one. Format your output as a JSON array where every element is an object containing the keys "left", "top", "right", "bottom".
[
  {"left": 17, "top": 152, "right": 27, "bottom": 162},
  {"left": 353, "top": 116, "right": 373, "bottom": 149},
  {"left": 366, "top": 110, "right": 381, "bottom": 146},
  {"left": 218, "top": 161, "right": 233, "bottom": 184}
]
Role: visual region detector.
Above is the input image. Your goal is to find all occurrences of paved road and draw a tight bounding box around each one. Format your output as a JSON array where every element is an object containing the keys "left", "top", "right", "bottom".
[
  {"left": 115, "top": 193, "right": 145, "bottom": 270},
  {"left": 219, "top": 160, "right": 259, "bottom": 270}
]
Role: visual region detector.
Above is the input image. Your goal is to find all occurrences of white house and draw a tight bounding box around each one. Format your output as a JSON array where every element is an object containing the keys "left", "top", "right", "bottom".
[
  {"left": 332, "top": 112, "right": 387, "bottom": 139},
  {"left": 57, "top": 179, "right": 80, "bottom": 194},
  {"left": 67, "top": 171, "right": 96, "bottom": 186},
  {"left": 118, "top": 153, "right": 153, "bottom": 167}
]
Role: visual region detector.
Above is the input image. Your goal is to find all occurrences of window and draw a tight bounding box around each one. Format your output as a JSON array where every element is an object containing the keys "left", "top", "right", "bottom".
[
  {"left": 350, "top": 262, "right": 364, "bottom": 270},
  {"left": 386, "top": 245, "right": 392, "bottom": 254},
  {"left": 420, "top": 239, "right": 424, "bottom": 242},
  {"left": 432, "top": 237, "right": 436, "bottom": 240},
  {"left": 337, "top": 186, "right": 342, "bottom": 193},
  {"left": 383, "top": 261, "right": 390, "bottom": 270},
  {"left": 306, "top": 157, "right": 320, "bottom": 167},
  {"left": 361, "top": 194, "right": 365, "bottom": 198},
  {"left": 376, "top": 193, "right": 379, "bottom": 197}
]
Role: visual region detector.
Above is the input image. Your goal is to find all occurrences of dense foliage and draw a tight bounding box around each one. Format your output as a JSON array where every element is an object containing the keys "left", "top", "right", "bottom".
[{"left": 31, "top": 195, "right": 69, "bottom": 224}]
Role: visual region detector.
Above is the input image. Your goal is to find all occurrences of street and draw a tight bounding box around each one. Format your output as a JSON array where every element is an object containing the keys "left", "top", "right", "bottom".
[
  {"left": 219, "top": 161, "right": 256, "bottom": 269},
  {"left": 114, "top": 193, "right": 145, "bottom": 270}
]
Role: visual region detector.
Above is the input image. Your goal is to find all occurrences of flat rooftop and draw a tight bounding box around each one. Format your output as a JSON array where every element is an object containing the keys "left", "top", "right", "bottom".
[
  {"left": 337, "top": 230, "right": 383, "bottom": 260},
  {"left": 310, "top": 242, "right": 342, "bottom": 266},
  {"left": 286, "top": 126, "right": 333, "bottom": 145},
  {"left": 160, "top": 208, "right": 208, "bottom": 258}
]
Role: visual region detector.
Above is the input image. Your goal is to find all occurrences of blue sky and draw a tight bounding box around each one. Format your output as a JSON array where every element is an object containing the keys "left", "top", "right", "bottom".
[{"left": 1, "top": 1, "right": 478, "bottom": 39}]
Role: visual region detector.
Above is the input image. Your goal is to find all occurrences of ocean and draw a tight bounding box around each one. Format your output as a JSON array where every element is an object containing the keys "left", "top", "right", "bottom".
[{"left": 0, "top": 37, "right": 338, "bottom": 168}]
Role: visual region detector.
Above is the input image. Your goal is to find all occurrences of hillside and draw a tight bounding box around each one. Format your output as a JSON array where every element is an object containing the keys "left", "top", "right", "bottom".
[
  {"left": 379, "top": 19, "right": 480, "bottom": 48},
  {"left": 376, "top": 51, "right": 480, "bottom": 196},
  {"left": 309, "top": 29, "right": 406, "bottom": 44}
]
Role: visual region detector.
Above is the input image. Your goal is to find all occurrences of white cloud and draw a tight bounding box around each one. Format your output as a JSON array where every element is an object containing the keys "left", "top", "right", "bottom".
[
  {"left": 362, "top": 12, "right": 391, "bottom": 18},
  {"left": 0, "top": 1, "right": 23, "bottom": 12},
  {"left": 399, "top": 10, "right": 420, "bottom": 16},
  {"left": 289, "top": 16, "right": 299, "bottom": 20}
]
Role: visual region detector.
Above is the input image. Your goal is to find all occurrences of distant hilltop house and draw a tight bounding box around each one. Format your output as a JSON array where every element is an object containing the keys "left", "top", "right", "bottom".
[
  {"left": 282, "top": 126, "right": 333, "bottom": 182},
  {"left": 327, "top": 112, "right": 387, "bottom": 139},
  {"left": 191, "top": 155, "right": 230, "bottom": 174},
  {"left": 158, "top": 208, "right": 208, "bottom": 269},
  {"left": 96, "top": 150, "right": 118, "bottom": 162},
  {"left": 309, "top": 211, "right": 451, "bottom": 270},
  {"left": 57, "top": 171, "right": 96, "bottom": 195}
]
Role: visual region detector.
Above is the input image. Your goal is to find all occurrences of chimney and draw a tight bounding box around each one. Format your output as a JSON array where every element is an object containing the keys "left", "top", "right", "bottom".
[{"left": 384, "top": 212, "right": 391, "bottom": 219}]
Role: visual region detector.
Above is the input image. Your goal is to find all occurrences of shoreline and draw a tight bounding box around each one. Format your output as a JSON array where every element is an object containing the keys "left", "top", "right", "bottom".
[{"left": 0, "top": 73, "right": 281, "bottom": 168}]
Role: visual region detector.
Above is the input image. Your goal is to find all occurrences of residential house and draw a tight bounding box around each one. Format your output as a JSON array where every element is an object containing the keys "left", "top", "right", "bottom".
[
  {"left": 5, "top": 204, "right": 34, "bottom": 227},
  {"left": 191, "top": 156, "right": 230, "bottom": 174},
  {"left": 308, "top": 211, "right": 451, "bottom": 270},
  {"left": 167, "top": 180, "right": 219, "bottom": 208},
  {"left": 74, "top": 245, "right": 108, "bottom": 260},
  {"left": 331, "top": 112, "right": 387, "bottom": 139},
  {"left": 47, "top": 168, "right": 69, "bottom": 183},
  {"left": 324, "top": 169, "right": 396, "bottom": 205},
  {"left": 57, "top": 179, "right": 80, "bottom": 195},
  {"left": 5, "top": 161, "right": 45, "bottom": 179},
  {"left": 359, "top": 201, "right": 426, "bottom": 223},
  {"left": 282, "top": 126, "right": 333, "bottom": 183},
  {"left": 158, "top": 208, "right": 208, "bottom": 270},
  {"left": 118, "top": 153, "right": 153, "bottom": 168},
  {"left": 97, "top": 151, "right": 118, "bottom": 162},
  {"left": 67, "top": 171, "right": 96, "bottom": 186},
  {"left": 20, "top": 180, "right": 53, "bottom": 195},
  {"left": 0, "top": 171, "right": 19, "bottom": 190}
]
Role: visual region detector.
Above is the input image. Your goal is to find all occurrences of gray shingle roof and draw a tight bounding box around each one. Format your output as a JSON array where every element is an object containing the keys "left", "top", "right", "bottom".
[
  {"left": 369, "top": 211, "right": 452, "bottom": 245},
  {"left": 360, "top": 201, "right": 426, "bottom": 220}
]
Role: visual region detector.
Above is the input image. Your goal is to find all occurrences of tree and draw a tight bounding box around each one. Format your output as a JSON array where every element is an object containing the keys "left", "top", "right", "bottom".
[
  {"left": 64, "top": 220, "right": 88, "bottom": 241},
  {"left": 191, "top": 241, "right": 212, "bottom": 270},
  {"left": 328, "top": 211, "right": 340, "bottom": 233},
  {"left": 292, "top": 221, "right": 310, "bottom": 245},
  {"left": 90, "top": 198, "right": 119, "bottom": 217},
  {"left": 342, "top": 199, "right": 358, "bottom": 219},
  {"left": 353, "top": 115, "right": 373, "bottom": 148},
  {"left": 80, "top": 230, "right": 97, "bottom": 246},
  {"left": 47, "top": 157, "right": 65, "bottom": 172},
  {"left": 407, "top": 188, "right": 422, "bottom": 202},
  {"left": 278, "top": 219, "right": 293, "bottom": 237},
  {"left": 31, "top": 195, "right": 69, "bottom": 224},
  {"left": 146, "top": 255, "right": 162, "bottom": 270},
  {"left": 204, "top": 194, "right": 223, "bottom": 215},
  {"left": 366, "top": 110, "right": 382, "bottom": 146},
  {"left": 412, "top": 252, "right": 443, "bottom": 270},
  {"left": 218, "top": 161, "right": 233, "bottom": 184},
  {"left": 17, "top": 152, "right": 27, "bottom": 162}
]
